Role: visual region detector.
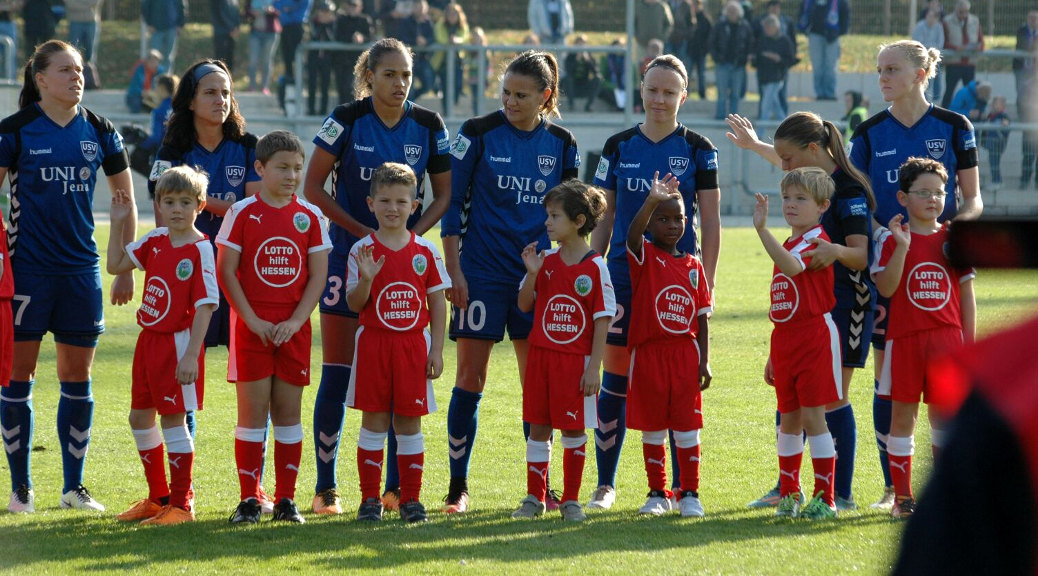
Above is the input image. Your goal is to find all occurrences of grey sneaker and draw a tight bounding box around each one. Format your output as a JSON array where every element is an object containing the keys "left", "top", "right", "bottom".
[
  {"left": 834, "top": 495, "right": 858, "bottom": 511},
  {"left": 8, "top": 484, "right": 34, "bottom": 513},
  {"left": 587, "top": 485, "right": 615, "bottom": 510},
  {"left": 638, "top": 490, "right": 673, "bottom": 516},
  {"left": 870, "top": 486, "right": 896, "bottom": 510},
  {"left": 511, "top": 494, "right": 546, "bottom": 519},
  {"left": 59, "top": 484, "right": 105, "bottom": 512},
  {"left": 678, "top": 491, "right": 705, "bottom": 518},
  {"left": 747, "top": 485, "right": 781, "bottom": 508},
  {"left": 559, "top": 500, "right": 586, "bottom": 522}
]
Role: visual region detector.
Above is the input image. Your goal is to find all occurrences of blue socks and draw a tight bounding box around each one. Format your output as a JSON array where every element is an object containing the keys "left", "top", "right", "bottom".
[
  {"left": 385, "top": 423, "right": 399, "bottom": 491},
  {"left": 594, "top": 371, "right": 628, "bottom": 488},
  {"left": 313, "top": 364, "right": 350, "bottom": 493},
  {"left": 1, "top": 380, "right": 34, "bottom": 491},
  {"left": 825, "top": 403, "right": 857, "bottom": 500},
  {"left": 447, "top": 387, "right": 481, "bottom": 480},
  {"left": 57, "top": 380, "right": 94, "bottom": 493},
  {"left": 873, "top": 382, "right": 893, "bottom": 487}
]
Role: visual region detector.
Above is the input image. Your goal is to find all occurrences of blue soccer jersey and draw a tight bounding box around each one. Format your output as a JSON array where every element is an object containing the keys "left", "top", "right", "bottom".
[
  {"left": 849, "top": 105, "right": 978, "bottom": 225},
  {"left": 148, "top": 134, "right": 261, "bottom": 241},
  {"left": 593, "top": 124, "right": 719, "bottom": 271},
  {"left": 0, "top": 105, "right": 129, "bottom": 274},
  {"left": 441, "top": 111, "right": 580, "bottom": 286},
  {"left": 312, "top": 97, "right": 451, "bottom": 252},
  {"left": 823, "top": 168, "right": 876, "bottom": 306}
]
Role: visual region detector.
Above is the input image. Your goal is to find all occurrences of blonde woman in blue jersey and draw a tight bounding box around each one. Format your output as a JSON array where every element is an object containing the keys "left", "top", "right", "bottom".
[
  {"left": 440, "top": 50, "right": 580, "bottom": 514},
  {"left": 588, "top": 54, "right": 721, "bottom": 512},
  {"left": 304, "top": 38, "right": 451, "bottom": 517},
  {"left": 0, "top": 40, "right": 136, "bottom": 513}
]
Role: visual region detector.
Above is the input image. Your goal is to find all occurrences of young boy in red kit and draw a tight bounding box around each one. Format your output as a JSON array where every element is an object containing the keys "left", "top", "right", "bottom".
[
  {"left": 108, "top": 166, "right": 218, "bottom": 525},
  {"left": 626, "top": 173, "right": 713, "bottom": 518},
  {"left": 218, "top": 130, "right": 331, "bottom": 524},
  {"left": 871, "top": 156, "right": 976, "bottom": 520},
  {"left": 346, "top": 162, "right": 449, "bottom": 523},
  {"left": 753, "top": 166, "right": 841, "bottom": 520}
]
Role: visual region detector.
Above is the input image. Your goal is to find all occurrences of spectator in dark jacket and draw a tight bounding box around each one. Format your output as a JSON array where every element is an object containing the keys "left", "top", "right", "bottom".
[
  {"left": 334, "top": 0, "right": 373, "bottom": 103},
  {"left": 563, "top": 34, "right": 602, "bottom": 112},
  {"left": 210, "top": 0, "right": 241, "bottom": 71},
  {"left": 798, "top": 0, "right": 849, "bottom": 100},
  {"left": 686, "top": 0, "right": 711, "bottom": 99},
  {"left": 754, "top": 0, "right": 797, "bottom": 112},
  {"left": 307, "top": 0, "right": 335, "bottom": 115},
  {"left": 22, "top": 0, "right": 58, "bottom": 63},
  {"left": 710, "top": 0, "right": 753, "bottom": 119},
  {"left": 1015, "top": 10, "right": 1038, "bottom": 188},
  {"left": 635, "top": 0, "right": 673, "bottom": 62},
  {"left": 667, "top": 0, "right": 694, "bottom": 70},
  {"left": 754, "top": 14, "right": 795, "bottom": 120},
  {"left": 142, "top": 0, "right": 187, "bottom": 69}
]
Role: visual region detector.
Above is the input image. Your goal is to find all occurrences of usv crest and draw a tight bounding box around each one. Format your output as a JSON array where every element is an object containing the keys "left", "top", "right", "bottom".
[
  {"left": 404, "top": 144, "right": 422, "bottom": 166},
  {"left": 226, "top": 165, "right": 245, "bottom": 187},
  {"left": 537, "top": 155, "right": 556, "bottom": 177},
  {"left": 412, "top": 254, "right": 428, "bottom": 275},
  {"left": 176, "top": 258, "right": 193, "bottom": 281},
  {"left": 669, "top": 157, "right": 689, "bottom": 177},
  {"left": 925, "top": 139, "right": 946, "bottom": 160},
  {"left": 293, "top": 212, "right": 310, "bottom": 233},
  {"left": 80, "top": 141, "right": 98, "bottom": 162}
]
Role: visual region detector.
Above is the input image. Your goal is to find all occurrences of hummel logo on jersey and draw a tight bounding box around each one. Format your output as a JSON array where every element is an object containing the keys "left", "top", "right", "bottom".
[
  {"left": 238, "top": 468, "right": 260, "bottom": 480},
  {"left": 364, "top": 459, "right": 383, "bottom": 470},
  {"left": 164, "top": 394, "right": 178, "bottom": 404},
  {"left": 565, "top": 411, "right": 578, "bottom": 420},
  {"left": 647, "top": 458, "right": 666, "bottom": 467},
  {"left": 780, "top": 469, "right": 798, "bottom": 481},
  {"left": 656, "top": 256, "right": 667, "bottom": 267},
  {"left": 875, "top": 149, "right": 897, "bottom": 157},
  {"left": 169, "top": 456, "right": 182, "bottom": 469},
  {"left": 814, "top": 472, "right": 833, "bottom": 486},
  {"left": 249, "top": 214, "right": 263, "bottom": 224},
  {"left": 889, "top": 460, "right": 909, "bottom": 474}
]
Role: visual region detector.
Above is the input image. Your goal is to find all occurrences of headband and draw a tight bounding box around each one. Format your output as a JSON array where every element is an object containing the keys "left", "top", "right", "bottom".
[{"left": 192, "top": 63, "right": 226, "bottom": 85}]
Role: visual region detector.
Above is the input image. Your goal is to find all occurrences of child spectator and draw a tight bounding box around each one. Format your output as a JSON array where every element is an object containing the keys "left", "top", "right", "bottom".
[
  {"left": 346, "top": 162, "right": 449, "bottom": 523},
  {"left": 980, "top": 95, "right": 1010, "bottom": 189},
  {"left": 218, "top": 130, "right": 331, "bottom": 524},
  {"left": 126, "top": 74, "right": 179, "bottom": 209},
  {"left": 754, "top": 14, "right": 795, "bottom": 121},
  {"left": 871, "top": 157, "right": 976, "bottom": 519},
  {"left": 625, "top": 174, "right": 713, "bottom": 518},
  {"left": 126, "top": 49, "right": 167, "bottom": 113},
  {"left": 949, "top": 79, "right": 991, "bottom": 121},
  {"left": 511, "top": 180, "right": 614, "bottom": 522},
  {"left": 107, "top": 167, "right": 218, "bottom": 525},
  {"left": 307, "top": 0, "right": 336, "bottom": 116},
  {"left": 841, "top": 90, "right": 868, "bottom": 143},
  {"left": 563, "top": 34, "right": 602, "bottom": 112},
  {"left": 753, "top": 167, "right": 841, "bottom": 520}
]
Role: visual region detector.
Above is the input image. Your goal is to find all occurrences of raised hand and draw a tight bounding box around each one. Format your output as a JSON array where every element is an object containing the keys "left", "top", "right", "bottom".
[
  {"left": 752, "top": 193, "right": 769, "bottom": 231},
  {"left": 355, "top": 244, "right": 385, "bottom": 281},
  {"left": 521, "top": 241, "right": 544, "bottom": 276},
  {"left": 725, "top": 114, "right": 763, "bottom": 150},
  {"left": 887, "top": 213, "right": 911, "bottom": 248}
]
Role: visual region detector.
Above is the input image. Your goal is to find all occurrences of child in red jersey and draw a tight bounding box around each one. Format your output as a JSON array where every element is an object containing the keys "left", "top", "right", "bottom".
[
  {"left": 871, "top": 157, "right": 976, "bottom": 520},
  {"left": 626, "top": 173, "right": 713, "bottom": 518},
  {"left": 108, "top": 166, "right": 218, "bottom": 525},
  {"left": 346, "top": 162, "right": 450, "bottom": 524},
  {"left": 754, "top": 167, "right": 841, "bottom": 520},
  {"left": 512, "top": 180, "right": 614, "bottom": 522},
  {"left": 217, "top": 131, "right": 332, "bottom": 524}
]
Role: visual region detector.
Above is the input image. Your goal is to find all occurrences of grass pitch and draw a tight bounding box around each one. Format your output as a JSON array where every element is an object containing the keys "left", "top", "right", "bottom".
[{"left": 2, "top": 225, "right": 1035, "bottom": 575}]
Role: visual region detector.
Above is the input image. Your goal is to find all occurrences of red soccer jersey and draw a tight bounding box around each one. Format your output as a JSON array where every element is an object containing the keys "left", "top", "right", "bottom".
[
  {"left": 769, "top": 225, "right": 836, "bottom": 325},
  {"left": 626, "top": 241, "right": 713, "bottom": 349},
  {"left": 216, "top": 195, "right": 332, "bottom": 307},
  {"left": 128, "top": 229, "right": 219, "bottom": 333},
  {"left": 0, "top": 226, "right": 12, "bottom": 300},
  {"left": 873, "top": 223, "right": 975, "bottom": 340},
  {"left": 346, "top": 232, "right": 450, "bottom": 334},
  {"left": 524, "top": 249, "right": 616, "bottom": 355}
]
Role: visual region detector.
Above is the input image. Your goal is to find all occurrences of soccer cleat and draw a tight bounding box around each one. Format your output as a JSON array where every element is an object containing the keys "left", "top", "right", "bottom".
[
  {"left": 442, "top": 490, "right": 469, "bottom": 514},
  {"left": 229, "top": 498, "right": 262, "bottom": 524},
  {"left": 834, "top": 495, "right": 858, "bottom": 512},
  {"left": 257, "top": 487, "right": 275, "bottom": 514},
  {"left": 272, "top": 498, "right": 306, "bottom": 523},
  {"left": 678, "top": 491, "right": 705, "bottom": 518},
  {"left": 587, "top": 485, "right": 616, "bottom": 510},
  {"left": 381, "top": 488, "right": 401, "bottom": 512},
  {"left": 775, "top": 493, "right": 802, "bottom": 518},
  {"left": 140, "top": 505, "right": 195, "bottom": 525},
  {"left": 545, "top": 489, "right": 562, "bottom": 512},
  {"left": 399, "top": 499, "right": 429, "bottom": 523},
  {"left": 747, "top": 486, "right": 781, "bottom": 508},
  {"left": 116, "top": 498, "right": 164, "bottom": 522},
  {"left": 891, "top": 497, "right": 916, "bottom": 519},
  {"left": 60, "top": 484, "right": 105, "bottom": 512},
  {"left": 800, "top": 491, "right": 837, "bottom": 520},
  {"left": 357, "top": 498, "right": 384, "bottom": 522},
  {"left": 312, "top": 488, "right": 342, "bottom": 515},
  {"left": 638, "top": 490, "right": 673, "bottom": 516},
  {"left": 511, "top": 494, "right": 546, "bottom": 519},
  {"left": 871, "top": 486, "right": 896, "bottom": 510},
  {"left": 559, "top": 500, "right": 586, "bottom": 522},
  {"left": 8, "top": 485, "right": 35, "bottom": 513}
]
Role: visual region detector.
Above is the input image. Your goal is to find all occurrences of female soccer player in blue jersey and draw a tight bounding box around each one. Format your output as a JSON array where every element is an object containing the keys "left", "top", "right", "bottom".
[
  {"left": 726, "top": 111, "right": 877, "bottom": 511},
  {"left": 304, "top": 38, "right": 451, "bottom": 516},
  {"left": 150, "top": 59, "right": 262, "bottom": 351},
  {"left": 849, "top": 39, "right": 982, "bottom": 509},
  {"left": 0, "top": 40, "right": 137, "bottom": 513},
  {"left": 439, "top": 50, "right": 580, "bottom": 514},
  {"left": 588, "top": 54, "right": 721, "bottom": 510}
]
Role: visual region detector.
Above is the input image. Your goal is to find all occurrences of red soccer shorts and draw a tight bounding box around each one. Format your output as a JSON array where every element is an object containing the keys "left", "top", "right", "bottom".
[
  {"left": 627, "top": 339, "right": 703, "bottom": 431},
  {"left": 228, "top": 307, "right": 312, "bottom": 386},
  {"left": 523, "top": 345, "right": 597, "bottom": 431},
  {"left": 880, "top": 326, "right": 964, "bottom": 404},
  {"left": 348, "top": 327, "right": 434, "bottom": 416},
  {"left": 131, "top": 329, "right": 205, "bottom": 414},
  {"left": 771, "top": 315, "right": 842, "bottom": 413}
]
